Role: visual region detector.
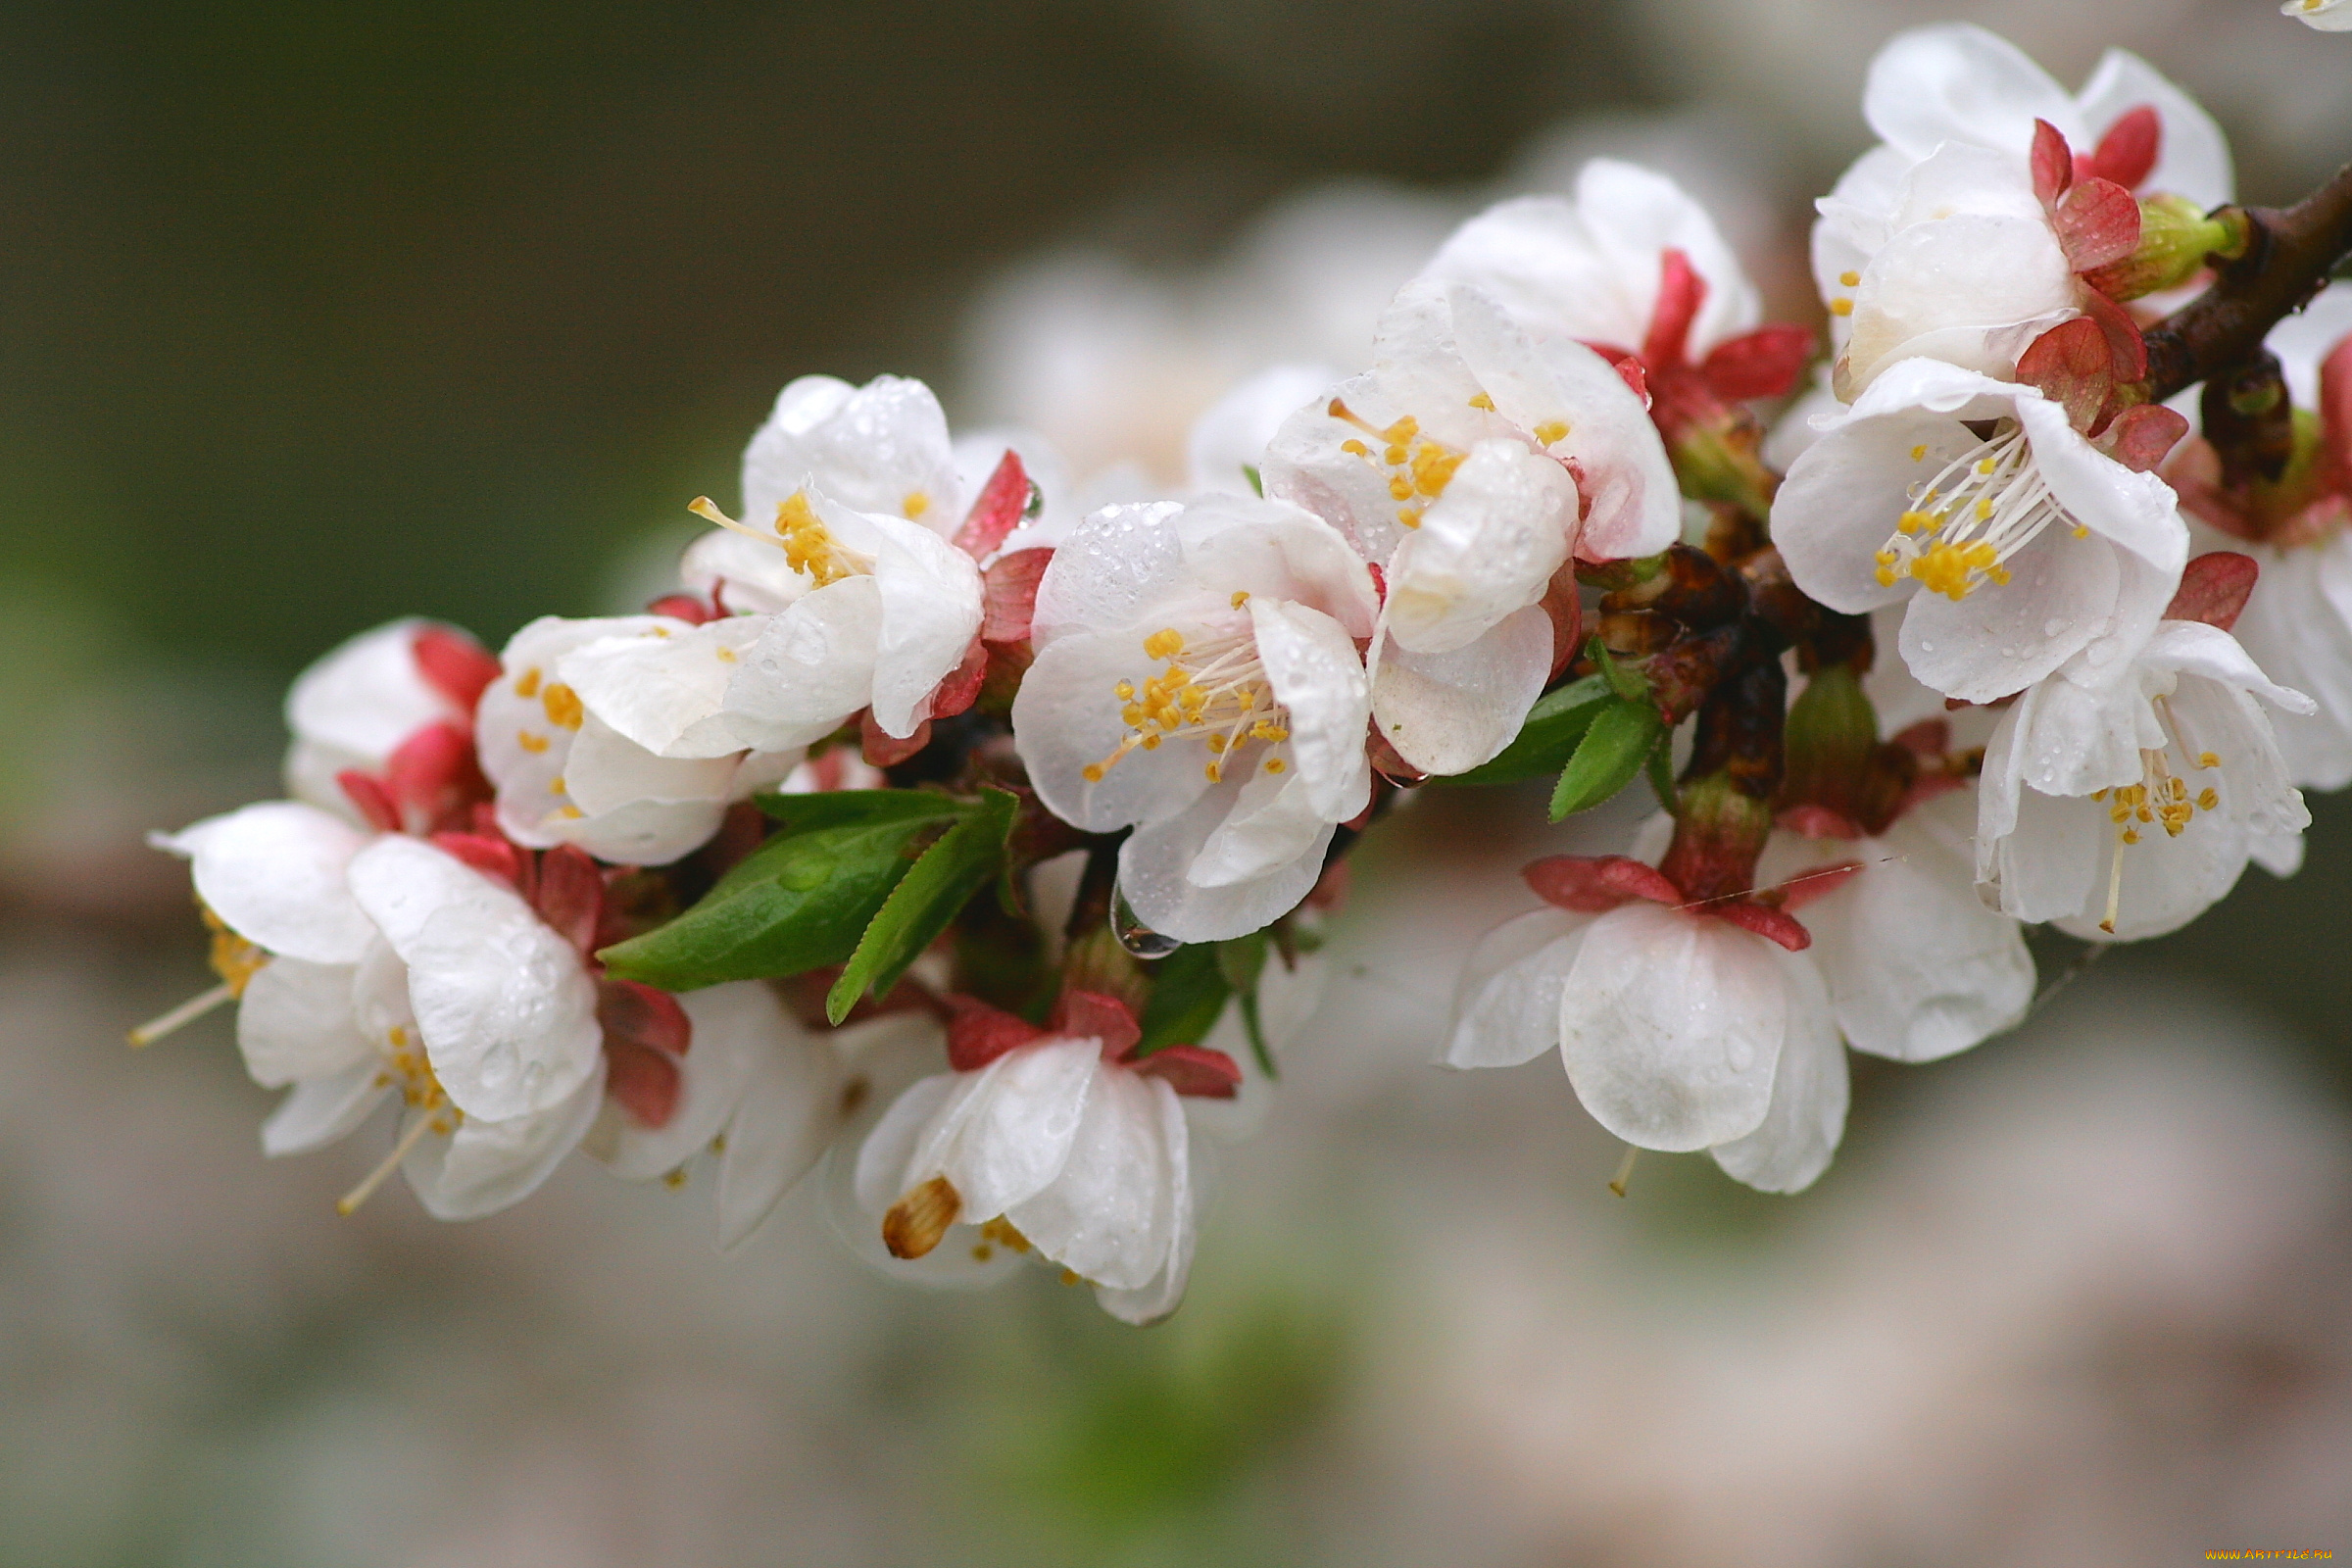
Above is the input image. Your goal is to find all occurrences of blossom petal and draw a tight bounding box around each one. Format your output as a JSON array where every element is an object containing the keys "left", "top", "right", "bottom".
[
  {"left": 559, "top": 615, "right": 769, "bottom": 760},
  {"left": 1372, "top": 606, "right": 1553, "bottom": 777},
  {"left": 1186, "top": 364, "right": 1335, "bottom": 497},
  {"left": 236, "top": 956, "right": 372, "bottom": 1089},
  {"left": 1119, "top": 780, "right": 1333, "bottom": 944},
  {"left": 865, "top": 512, "right": 987, "bottom": 736},
  {"left": 1029, "top": 501, "right": 1190, "bottom": 648},
  {"left": 1709, "top": 955, "right": 1848, "bottom": 1194},
  {"left": 347, "top": 836, "right": 602, "bottom": 1122},
  {"left": 1381, "top": 440, "right": 1574, "bottom": 655},
  {"left": 743, "top": 373, "right": 959, "bottom": 530},
  {"left": 155, "top": 801, "right": 377, "bottom": 965},
  {"left": 1091, "top": 1080, "right": 1196, "bottom": 1325},
  {"left": 2075, "top": 50, "right": 2233, "bottom": 207},
  {"left": 1863, "top": 23, "right": 2077, "bottom": 163},
  {"left": 724, "top": 576, "right": 887, "bottom": 748},
  {"left": 714, "top": 1024, "right": 848, "bottom": 1250},
  {"left": 403, "top": 1057, "right": 607, "bottom": 1221},
  {"left": 1898, "top": 514, "right": 2123, "bottom": 702},
  {"left": 1558, "top": 902, "right": 1785, "bottom": 1152},
  {"left": 906, "top": 1037, "right": 1099, "bottom": 1219},
  {"left": 1013, "top": 629, "right": 1215, "bottom": 833},
  {"left": 1249, "top": 597, "right": 1371, "bottom": 820},
  {"left": 1443, "top": 907, "right": 1590, "bottom": 1069},
  {"left": 284, "top": 617, "right": 454, "bottom": 767},
  {"left": 1189, "top": 768, "right": 1332, "bottom": 889},
  {"left": 1005, "top": 1066, "right": 1179, "bottom": 1293},
  {"left": 601, "top": 981, "right": 780, "bottom": 1182},
  {"left": 261, "top": 1060, "right": 392, "bottom": 1157}
]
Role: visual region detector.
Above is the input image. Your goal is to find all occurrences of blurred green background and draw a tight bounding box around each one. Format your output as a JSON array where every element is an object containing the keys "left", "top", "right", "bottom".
[{"left": 4, "top": 2, "right": 2352, "bottom": 1563}]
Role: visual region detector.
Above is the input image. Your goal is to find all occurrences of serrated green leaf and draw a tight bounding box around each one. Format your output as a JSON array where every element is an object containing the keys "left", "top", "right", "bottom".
[
  {"left": 597, "top": 815, "right": 939, "bottom": 990},
  {"left": 1135, "top": 944, "right": 1230, "bottom": 1057},
  {"left": 1549, "top": 697, "right": 1664, "bottom": 820},
  {"left": 753, "top": 787, "right": 967, "bottom": 833},
  {"left": 1645, "top": 726, "right": 1679, "bottom": 813},
  {"left": 826, "top": 788, "right": 1019, "bottom": 1023},
  {"left": 1589, "top": 636, "right": 1648, "bottom": 704},
  {"left": 1445, "top": 673, "right": 1612, "bottom": 786}
]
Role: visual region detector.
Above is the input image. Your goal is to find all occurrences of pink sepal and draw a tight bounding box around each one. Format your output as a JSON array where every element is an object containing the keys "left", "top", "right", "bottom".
[
  {"left": 1131, "top": 1044, "right": 1242, "bottom": 1100},
  {"left": 1712, "top": 899, "right": 1812, "bottom": 952},
  {"left": 1642, "top": 248, "right": 1705, "bottom": 370},
  {"left": 2081, "top": 105, "right": 2161, "bottom": 192},
  {"left": 1524, "top": 855, "right": 1682, "bottom": 912},
  {"left": 412, "top": 625, "right": 499, "bottom": 715},
  {"left": 2098, "top": 404, "right": 2188, "bottom": 472},
  {"left": 1700, "top": 324, "right": 1816, "bottom": 403},
  {"left": 860, "top": 710, "right": 931, "bottom": 768},
  {"left": 924, "top": 637, "right": 991, "bottom": 724},
  {"left": 2164, "top": 551, "right": 2260, "bottom": 632},
  {"left": 1776, "top": 804, "right": 1865, "bottom": 842},
  {"left": 951, "top": 448, "right": 1031, "bottom": 561},
  {"left": 428, "top": 831, "right": 527, "bottom": 893},
  {"left": 338, "top": 770, "right": 402, "bottom": 834},
  {"left": 603, "top": 1034, "right": 682, "bottom": 1129},
  {"left": 599, "top": 976, "right": 692, "bottom": 1060},
  {"left": 981, "top": 548, "right": 1053, "bottom": 643},
  {"left": 533, "top": 843, "right": 608, "bottom": 956},
  {"left": 1053, "top": 989, "right": 1143, "bottom": 1062},
  {"left": 945, "top": 995, "right": 1048, "bottom": 1073}
]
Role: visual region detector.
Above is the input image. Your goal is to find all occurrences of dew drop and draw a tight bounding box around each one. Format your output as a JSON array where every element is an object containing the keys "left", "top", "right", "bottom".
[
  {"left": 2043, "top": 617, "right": 2065, "bottom": 637},
  {"left": 1919, "top": 640, "right": 1935, "bottom": 653},
  {"left": 1111, "top": 891, "right": 1181, "bottom": 958},
  {"left": 1727, "top": 1035, "right": 1756, "bottom": 1073}
]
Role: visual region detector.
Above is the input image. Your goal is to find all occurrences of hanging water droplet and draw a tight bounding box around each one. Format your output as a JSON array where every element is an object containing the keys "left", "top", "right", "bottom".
[{"left": 1111, "top": 890, "right": 1181, "bottom": 958}]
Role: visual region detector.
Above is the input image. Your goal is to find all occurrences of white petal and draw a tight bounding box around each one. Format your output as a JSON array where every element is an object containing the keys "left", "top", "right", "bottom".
[
  {"left": 154, "top": 801, "right": 377, "bottom": 964},
  {"left": 236, "top": 956, "right": 371, "bottom": 1088},
  {"left": 909, "top": 1038, "right": 1100, "bottom": 1219},
  {"left": 1118, "top": 782, "right": 1332, "bottom": 944},
  {"left": 1709, "top": 956, "right": 1848, "bottom": 1194},
  {"left": 346, "top": 836, "right": 602, "bottom": 1123},
  {"left": 602, "top": 980, "right": 782, "bottom": 1181},
  {"left": 1844, "top": 214, "right": 2076, "bottom": 393},
  {"left": 1029, "top": 501, "right": 1190, "bottom": 647},
  {"left": 1249, "top": 598, "right": 1371, "bottom": 821},
  {"left": 2075, "top": 50, "right": 2233, "bottom": 207},
  {"left": 723, "top": 576, "right": 887, "bottom": 748},
  {"left": 854, "top": 1073, "right": 958, "bottom": 1217},
  {"left": 1862, "top": 23, "right": 2076, "bottom": 162},
  {"left": 2014, "top": 394, "right": 2186, "bottom": 575},
  {"left": 865, "top": 511, "right": 986, "bottom": 735},
  {"left": 1382, "top": 440, "right": 1573, "bottom": 655},
  {"left": 1443, "top": 907, "right": 1589, "bottom": 1069},
  {"left": 1186, "top": 364, "right": 1335, "bottom": 497},
  {"left": 561, "top": 616, "right": 770, "bottom": 760},
  {"left": 1005, "top": 1066, "right": 1179, "bottom": 1293},
  {"left": 1189, "top": 767, "right": 1332, "bottom": 889},
  {"left": 261, "top": 1060, "right": 392, "bottom": 1157},
  {"left": 1372, "top": 606, "right": 1553, "bottom": 776},
  {"left": 284, "top": 618, "right": 453, "bottom": 765},
  {"left": 1558, "top": 903, "right": 1784, "bottom": 1152},
  {"left": 1181, "top": 496, "right": 1380, "bottom": 638},
  {"left": 1898, "top": 520, "right": 2122, "bottom": 704},
  {"left": 1013, "top": 629, "right": 1215, "bottom": 833},
  {"left": 403, "top": 1056, "right": 607, "bottom": 1221},
  {"left": 1091, "top": 1083, "right": 1197, "bottom": 1325},
  {"left": 743, "top": 373, "right": 959, "bottom": 530},
  {"left": 714, "top": 1025, "right": 848, "bottom": 1251}
]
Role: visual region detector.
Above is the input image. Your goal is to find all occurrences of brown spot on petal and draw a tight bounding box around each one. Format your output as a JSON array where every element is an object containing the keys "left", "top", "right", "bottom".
[{"left": 883, "top": 1176, "right": 960, "bottom": 1259}]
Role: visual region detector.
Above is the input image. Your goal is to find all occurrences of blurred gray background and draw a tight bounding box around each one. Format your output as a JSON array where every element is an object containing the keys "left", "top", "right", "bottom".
[{"left": 2, "top": 2, "right": 2350, "bottom": 1562}]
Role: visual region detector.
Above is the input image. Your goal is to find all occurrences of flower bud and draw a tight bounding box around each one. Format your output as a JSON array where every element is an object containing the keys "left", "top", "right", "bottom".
[{"left": 2082, "top": 197, "right": 2252, "bottom": 302}]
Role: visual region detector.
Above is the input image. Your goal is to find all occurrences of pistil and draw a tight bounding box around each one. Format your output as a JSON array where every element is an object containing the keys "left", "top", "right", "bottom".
[{"left": 1874, "top": 420, "right": 2082, "bottom": 601}]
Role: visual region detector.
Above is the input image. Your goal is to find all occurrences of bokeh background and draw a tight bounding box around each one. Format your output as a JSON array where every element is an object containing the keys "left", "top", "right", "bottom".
[{"left": 5, "top": 1, "right": 2352, "bottom": 1562}]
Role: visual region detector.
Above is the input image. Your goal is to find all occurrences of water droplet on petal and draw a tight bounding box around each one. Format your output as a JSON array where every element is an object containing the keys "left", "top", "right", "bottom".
[
  {"left": 2043, "top": 617, "right": 2065, "bottom": 637},
  {"left": 1919, "top": 640, "right": 1935, "bottom": 653},
  {"left": 1111, "top": 891, "right": 1181, "bottom": 958},
  {"left": 1727, "top": 1035, "right": 1755, "bottom": 1073}
]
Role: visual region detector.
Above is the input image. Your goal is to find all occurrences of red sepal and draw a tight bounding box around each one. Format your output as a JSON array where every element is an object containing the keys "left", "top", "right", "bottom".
[
  {"left": 2322, "top": 335, "right": 2352, "bottom": 479},
  {"left": 924, "top": 637, "right": 990, "bottom": 724},
  {"left": 1887, "top": 718, "right": 1950, "bottom": 758},
  {"left": 1642, "top": 248, "right": 1705, "bottom": 370},
  {"left": 2055, "top": 177, "right": 2142, "bottom": 275},
  {"left": 1523, "top": 855, "right": 1682, "bottom": 912},
  {"left": 952, "top": 448, "right": 1031, "bottom": 561},
  {"left": 981, "top": 548, "right": 1053, "bottom": 643},
  {"left": 1699, "top": 325, "right": 1817, "bottom": 403},
  {"left": 2017, "top": 317, "right": 2115, "bottom": 431},
  {"left": 1612, "top": 357, "right": 1651, "bottom": 406},
  {"left": 383, "top": 719, "right": 491, "bottom": 834},
  {"left": 534, "top": 843, "right": 608, "bottom": 956},
  {"left": 860, "top": 710, "right": 931, "bottom": 768},
  {"left": 2164, "top": 551, "right": 2260, "bottom": 632},
  {"left": 599, "top": 975, "right": 693, "bottom": 1059},
  {"left": 1052, "top": 989, "right": 1143, "bottom": 1061},
  {"left": 945, "top": 995, "right": 1047, "bottom": 1072},
  {"left": 428, "top": 831, "right": 527, "bottom": 893},
  {"left": 1131, "top": 1044, "right": 1242, "bottom": 1100},
  {"left": 1540, "top": 561, "right": 1584, "bottom": 681},
  {"left": 2031, "top": 119, "right": 2076, "bottom": 207},
  {"left": 2079, "top": 285, "right": 2149, "bottom": 383},
  {"left": 603, "top": 1035, "right": 682, "bottom": 1129},
  {"left": 1712, "top": 899, "right": 1812, "bottom": 952},
  {"left": 2082, "top": 105, "right": 2161, "bottom": 192},
  {"left": 412, "top": 625, "right": 499, "bottom": 715},
  {"left": 2098, "top": 403, "right": 2189, "bottom": 472},
  {"left": 338, "top": 770, "right": 402, "bottom": 834},
  {"left": 645, "top": 592, "right": 721, "bottom": 625}
]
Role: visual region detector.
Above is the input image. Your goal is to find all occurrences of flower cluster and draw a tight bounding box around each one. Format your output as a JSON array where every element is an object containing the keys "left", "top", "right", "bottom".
[{"left": 140, "top": 22, "right": 2352, "bottom": 1322}]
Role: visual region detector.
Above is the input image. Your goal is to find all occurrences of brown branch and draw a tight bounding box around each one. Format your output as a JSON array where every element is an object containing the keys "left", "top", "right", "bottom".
[{"left": 2143, "top": 161, "right": 2352, "bottom": 405}]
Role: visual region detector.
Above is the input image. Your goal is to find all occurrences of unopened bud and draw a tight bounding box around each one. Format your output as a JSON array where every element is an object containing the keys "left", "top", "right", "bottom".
[
  {"left": 2084, "top": 197, "right": 2252, "bottom": 302},
  {"left": 882, "top": 1175, "right": 961, "bottom": 1259}
]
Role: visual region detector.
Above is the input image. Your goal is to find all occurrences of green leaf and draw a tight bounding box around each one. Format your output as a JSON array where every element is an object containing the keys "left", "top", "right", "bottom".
[
  {"left": 1645, "top": 726, "right": 1679, "bottom": 813},
  {"left": 753, "top": 787, "right": 967, "bottom": 833},
  {"left": 826, "top": 788, "right": 1019, "bottom": 1023},
  {"left": 1136, "top": 944, "right": 1231, "bottom": 1058},
  {"left": 1445, "top": 674, "right": 1612, "bottom": 785},
  {"left": 1549, "top": 697, "right": 1664, "bottom": 820},
  {"left": 597, "top": 815, "right": 942, "bottom": 990},
  {"left": 1241, "top": 463, "right": 1264, "bottom": 498},
  {"left": 1590, "top": 636, "right": 1648, "bottom": 704}
]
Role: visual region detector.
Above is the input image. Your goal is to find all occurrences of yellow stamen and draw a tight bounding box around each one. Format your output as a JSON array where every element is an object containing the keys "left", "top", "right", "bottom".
[
  {"left": 513, "top": 665, "right": 542, "bottom": 698},
  {"left": 541, "top": 683, "right": 584, "bottom": 730},
  {"left": 1830, "top": 298, "right": 1854, "bottom": 317},
  {"left": 516, "top": 730, "right": 550, "bottom": 754}
]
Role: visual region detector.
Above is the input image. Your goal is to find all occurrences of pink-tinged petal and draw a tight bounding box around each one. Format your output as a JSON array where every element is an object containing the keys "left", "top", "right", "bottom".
[
  {"left": 411, "top": 625, "right": 499, "bottom": 714},
  {"left": 1372, "top": 607, "right": 1552, "bottom": 777},
  {"left": 153, "top": 801, "right": 377, "bottom": 965},
  {"left": 286, "top": 618, "right": 465, "bottom": 766},
  {"left": 2166, "top": 552, "right": 2260, "bottom": 631},
  {"left": 1642, "top": 247, "right": 1706, "bottom": 368},
  {"left": 1710, "top": 954, "right": 1847, "bottom": 1194},
  {"left": 1558, "top": 902, "right": 1786, "bottom": 1152},
  {"left": 2076, "top": 53, "right": 2233, "bottom": 206},
  {"left": 347, "top": 835, "right": 603, "bottom": 1123},
  {"left": 952, "top": 447, "right": 1030, "bottom": 561},
  {"left": 403, "top": 1057, "right": 607, "bottom": 1222},
  {"left": 1443, "top": 907, "right": 1588, "bottom": 1070},
  {"left": 2323, "top": 333, "right": 2352, "bottom": 474}
]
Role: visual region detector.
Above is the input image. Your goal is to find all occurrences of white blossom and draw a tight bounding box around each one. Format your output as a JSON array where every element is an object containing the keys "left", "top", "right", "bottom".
[
  {"left": 1774, "top": 358, "right": 2187, "bottom": 705},
  {"left": 1978, "top": 620, "right": 2314, "bottom": 941},
  {"left": 1012, "top": 494, "right": 1377, "bottom": 943},
  {"left": 1265, "top": 277, "right": 1675, "bottom": 774},
  {"left": 2283, "top": 0, "right": 2352, "bottom": 30},
  {"left": 281, "top": 616, "right": 498, "bottom": 829}
]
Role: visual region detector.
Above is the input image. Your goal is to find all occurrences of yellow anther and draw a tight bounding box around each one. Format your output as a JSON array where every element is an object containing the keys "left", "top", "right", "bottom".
[
  {"left": 1398, "top": 507, "right": 1423, "bottom": 530},
  {"left": 1976, "top": 497, "right": 1993, "bottom": 520},
  {"left": 2197, "top": 787, "right": 2220, "bottom": 810},
  {"left": 1976, "top": 458, "right": 1997, "bottom": 475},
  {"left": 1532, "top": 419, "right": 1571, "bottom": 446},
  {"left": 1341, "top": 438, "right": 1370, "bottom": 457},
  {"left": 715, "top": 646, "right": 737, "bottom": 663},
  {"left": 1910, "top": 444, "right": 1928, "bottom": 462},
  {"left": 1082, "top": 763, "right": 1105, "bottom": 782},
  {"left": 1389, "top": 475, "right": 1414, "bottom": 500},
  {"left": 541, "top": 682, "right": 584, "bottom": 730},
  {"left": 1468, "top": 392, "right": 1496, "bottom": 411},
  {"left": 1265, "top": 757, "right": 1286, "bottom": 773},
  {"left": 1384, "top": 445, "right": 1408, "bottom": 465},
  {"left": 1114, "top": 680, "right": 1135, "bottom": 700},
  {"left": 1409, "top": 445, "right": 1464, "bottom": 496},
  {"left": 1206, "top": 734, "right": 1228, "bottom": 754},
  {"left": 549, "top": 775, "right": 567, "bottom": 796},
  {"left": 1143, "top": 628, "right": 1185, "bottom": 660},
  {"left": 516, "top": 730, "right": 550, "bottom": 755},
  {"left": 1839, "top": 270, "right": 1861, "bottom": 287},
  {"left": 1204, "top": 762, "right": 1222, "bottom": 782},
  {"left": 902, "top": 491, "right": 930, "bottom": 519},
  {"left": 2198, "top": 751, "right": 2220, "bottom": 767},
  {"left": 1830, "top": 298, "right": 1854, "bottom": 317},
  {"left": 1382, "top": 416, "right": 1420, "bottom": 444},
  {"left": 1896, "top": 510, "right": 1935, "bottom": 535},
  {"left": 558, "top": 805, "right": 584, "bottom": 819},
  {"left": 513, "top": 665, "right": 542, "bottom": 698}
]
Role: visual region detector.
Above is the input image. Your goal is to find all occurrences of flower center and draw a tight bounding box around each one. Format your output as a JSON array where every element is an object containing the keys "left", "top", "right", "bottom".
[
  {"left": 1873, "top": 420, "right": 2086, "bottom": 601},
  {"left": 1328, "top": 399, "right": 1486, "bottom": 532},
  {"left": 688, "top": 492, "right": 872, "bottom": 588},
  {"left": 2091, "top": 700, "right": 2224, "bottom": 933},
  {"left": 338, "top": 1021, "right": 465, "bottom": 1216},
  {"left": 1082, "top": 614, "right": 1292, "bottom": 786}
]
